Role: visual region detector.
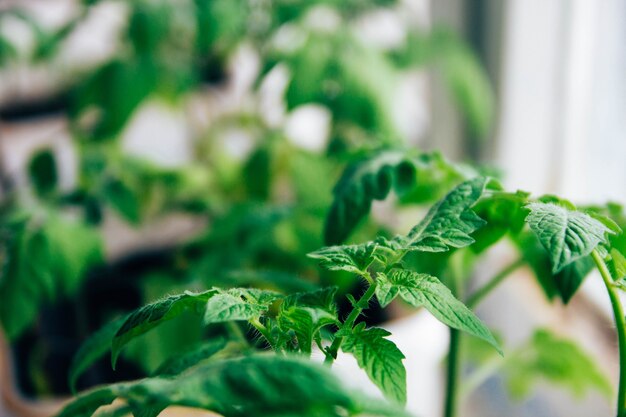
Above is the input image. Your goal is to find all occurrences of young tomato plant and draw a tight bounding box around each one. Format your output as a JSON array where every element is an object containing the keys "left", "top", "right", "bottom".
[
  {"left": 59, "top": 167, "right": 624, "bottom": 417},
  {"left": 59, "top": 177, "right": 501, "bottom": 416}
]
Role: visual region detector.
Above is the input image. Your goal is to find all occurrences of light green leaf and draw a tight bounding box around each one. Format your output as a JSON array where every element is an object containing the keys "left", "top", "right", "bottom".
[
  {"left": 400, "top": 177, "right": 488, "bottom": 252},
  {"left": 69, "top": 315, "right": 128, "bottom": 393},
  {"left": 342, "top": 323, "right": 407, "bottom": 405},
  {"left": 308, "top": 242, "right": 387, "bottom": 276},
  {"left": 111, "top": 290, "right": 216, "bottom": 369},
  {"left": 471, "top": 190, "right": 531, "bottom": 253},
  {"left": 203, "top": 288, "right": 281, "bottom": 325},
  {"left": 505, "top": 329, "right": 612, "bottom": 400},
  {"left": 609, "top": 248, "right": 626, "bottom": 290},
  {"left": 525, "top": 202, "right": 612, "bottom": 273},
  {"left": 377, "top": 269, "right": 500, "bottom": 353}
]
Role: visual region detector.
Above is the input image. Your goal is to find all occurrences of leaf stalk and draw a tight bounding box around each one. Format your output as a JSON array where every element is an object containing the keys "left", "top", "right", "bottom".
[{"left": 467, "top": 258, "right": 525, "bottom": 309}]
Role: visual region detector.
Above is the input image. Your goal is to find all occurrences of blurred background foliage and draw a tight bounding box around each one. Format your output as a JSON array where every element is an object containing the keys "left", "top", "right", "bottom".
[{"left": 0, "top": 0, "right": 494, "bottom": 397}]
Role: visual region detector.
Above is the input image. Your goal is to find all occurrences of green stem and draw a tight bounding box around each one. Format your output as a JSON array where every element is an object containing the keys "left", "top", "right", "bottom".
[
  {"left": 325, "top": 282, "right": 377, "bottom": 365},
  {"left": 467, "top": 258, "right": 525, "bottom": 309},
  {"left": 444, "top": 265, "right": 462, "bottom": 417},
  {"left": 250, "top": 318, "right": 276, "bottom": 350},
  {"left": 444, "top": 328, "right": 461, "bottom": 417},
  {"left": 592, "top": 249, "right": 626, "bottom": 417}
]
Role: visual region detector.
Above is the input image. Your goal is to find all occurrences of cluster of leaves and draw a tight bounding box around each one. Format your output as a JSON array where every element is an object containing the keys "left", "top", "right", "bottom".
[
  {"left": 0, "top": 0, "right": 496, "bottom": 353},
  {"left": 60, "top": 178, "right": 500, "bottom": 415},
  {"left": 0, "top": 209, "right": 102, "bottom": 339},
  {"left": 57, "top": 164, "right": 626, "bottom": 415}
]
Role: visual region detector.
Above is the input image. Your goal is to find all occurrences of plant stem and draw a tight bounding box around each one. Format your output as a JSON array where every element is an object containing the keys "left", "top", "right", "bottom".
[
  {"left": 467, "top": 258, "right": 525, "bottom": 309},
  {"left": 250, "top": 318, "right": 276, "bottom": 350},
  {"left": 444, "top": 327, "right": 461, "bottom": 417},
  {"left": 444, "top": 265, "right": 462, "bottom": 417},
  {"left": 592, "top": 249, "right": 626, "bottom": 417},
  {"left": 325, "top": 282, "right": 377, "bottom": 364}
]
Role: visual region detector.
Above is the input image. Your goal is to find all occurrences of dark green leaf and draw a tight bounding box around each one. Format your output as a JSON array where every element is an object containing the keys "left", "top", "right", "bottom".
[
  {"left": 513, "top": 231, "right": 559, "bottom": 301},
  {"left": 153, "top": 338, "right": 232, "bottom": 376},
  {"left": 324, "top": 150, "right": 469, "bottom": 245},
  {"left": 55, "top": 383, "right": 124, "bottom": 417},
  {"left": 0, "top": 214, "right": 102, "bottom": 340},
  {"left": 69, "top": 315, "right": 128, "bottom": 393},
  {"left": 324, "top": 151, "right": 408, "bottom": 245},
  {"left": 103, "top": 179, "right": 141, "bottom": 225},
  {"left": 553, "top": 257, "right": 594, "bottom": 304},
  {"left": 278, "top": 287, "right": 338, "bottom": 353},
  {"left": 377, "top": 269, "right": 500, "bottom": 353},
  {"left": 57, "top": 354, "right": 409, "bottom": 417},
  {"left": 525, "top": 202, "right": 612, "bottom": 273},
  {"left": 111, "top": 290, "right": 216, "bottom": 368},
  {"left": 343, "top": 323, "right": 407, "bottom": 404},
  {"left": 28, "top": 148, "right": 58, "bottom": 197}
]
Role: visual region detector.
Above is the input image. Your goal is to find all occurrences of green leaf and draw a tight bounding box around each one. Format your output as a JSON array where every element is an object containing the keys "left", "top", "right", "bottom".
[
  {"left": 525, "top": 202, "right": 612, "bottom": 273},
  {"left": 0, "top": 214, "right": 102, "bottom": 340},
  {"left": 513, "top": 231, "right": 559, "bottom": 301},
  {"left": 324, "top": 150, "right": 469, "bottom": 245},
  {"left": 324, "top": 151, "right": 409, "bottom": 245},
  {"left": 514, "top": 230, "right": 593, "bottom": 303},
  {"left": 111, "top": 290, "right": 216, "bottom": 369},
  {"left": 71, "top": 58, "right": 156, "bottom": 141},
  {"left": 399, "top": 177, "right": 488, "bottom": 252},
  {"left": 504, "top": 329, "right": 612, "bottom": 400},
  {"left": 610, "top": 249, "right": 626, "bottom": 290},
  {"left": 131, "top": 406, "right": 165, "bottom": 417},
  {"left": 553, "top": 257, "right": 594, "bottom": 304},
  {"left": 69, "top": 315, "right": 128, "bottom": 393},
  {"left": 103, "top": 179, "right": 141, "bottom": 225},
  {"left": 377, "top": 269, "right": 500, "bottom": 353},
  {"left": 55, "top": 383, "right": 124, "bottom": 417},
  {"left": 203, "top": 288, "right": 281, "bottom": 325},
  {"left": 308, "top": 242, "right": 386, "bottom": 276},
  {"left": 28, "top": 148, "right": 58, "bottom": 197},
  {"left": 471, "top": 190, "right": 530, "bottom": 253},
  {"left": 153, "top": 338, "right": 232, "bottom": 376},
  {"left": 57, "top": 354, "right": 408, "bottom": 417},
  {"left": 278, "top": 287, "right": 339, "bottom": 354},
  {"left": 342, "top": 323, "right": 407, "bottom": 405}
]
